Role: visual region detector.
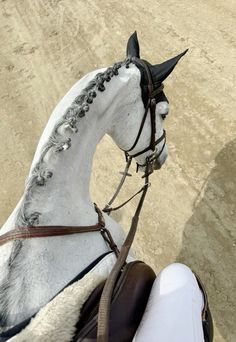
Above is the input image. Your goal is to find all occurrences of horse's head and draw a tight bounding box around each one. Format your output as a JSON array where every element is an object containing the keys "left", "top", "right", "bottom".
[{"left": 110, "top": 32, "right": 187, "bottom": 173}]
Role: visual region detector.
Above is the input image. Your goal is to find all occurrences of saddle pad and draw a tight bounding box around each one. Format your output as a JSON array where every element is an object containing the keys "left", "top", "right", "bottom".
[{"left": 6, "top": 253, "right": 118, "bottom": 342}]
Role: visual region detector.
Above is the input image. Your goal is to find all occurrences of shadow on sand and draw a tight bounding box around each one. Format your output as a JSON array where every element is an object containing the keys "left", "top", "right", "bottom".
[{"left": 176, "top": 139, "right": 236, "bottom": 342}]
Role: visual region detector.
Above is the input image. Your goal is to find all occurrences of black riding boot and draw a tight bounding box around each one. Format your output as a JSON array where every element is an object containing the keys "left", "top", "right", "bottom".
[{"left": 194, "top": 273, "right": 214, "bottom": 342}]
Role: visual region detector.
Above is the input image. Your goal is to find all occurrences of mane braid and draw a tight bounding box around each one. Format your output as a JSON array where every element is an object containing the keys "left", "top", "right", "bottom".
[{"left": 15, "top": 58, "right": 132, "bottom": 228}]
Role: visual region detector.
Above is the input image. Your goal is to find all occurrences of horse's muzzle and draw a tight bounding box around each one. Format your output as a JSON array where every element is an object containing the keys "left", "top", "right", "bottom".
[{"left": 153, "top": 152, "right": 168, "bottom": 170}]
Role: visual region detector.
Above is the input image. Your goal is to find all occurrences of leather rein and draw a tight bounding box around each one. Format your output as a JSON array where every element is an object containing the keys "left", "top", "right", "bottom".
[
  {"left": 96, "top": 58, "right": 166, "bottom": 342},
  {"left": 0, "top": 58, "right": 166, "bottom": 342}
]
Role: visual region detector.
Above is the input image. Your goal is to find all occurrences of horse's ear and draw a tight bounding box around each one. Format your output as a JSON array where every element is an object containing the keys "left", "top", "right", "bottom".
[
  {"left": 151, "top": 49, "right": 188, "bottom": 85},
  {"left": 126, "top": 31, "right": 140, "bottom": 58}
]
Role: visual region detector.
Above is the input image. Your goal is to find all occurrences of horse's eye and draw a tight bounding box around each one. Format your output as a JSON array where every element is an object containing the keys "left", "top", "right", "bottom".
[{"left": 161, "top": 114, "right": 167, "bottom": 120}]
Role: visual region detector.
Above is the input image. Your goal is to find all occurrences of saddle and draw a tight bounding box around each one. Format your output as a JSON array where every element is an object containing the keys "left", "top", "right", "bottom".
[
  {"left": 73, "top": 262, "right": 214, "bottom": 342},
  {"left": 73, "top": 261, "right": 156, "bottom": 342}
]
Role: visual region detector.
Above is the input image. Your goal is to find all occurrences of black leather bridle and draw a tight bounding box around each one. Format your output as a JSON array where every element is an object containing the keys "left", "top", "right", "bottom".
[
  {"left": 123, "top": 57, "right": 166, "bottom": 166},
  {"left": 103, "top": 57, "right": 167, "bottom": 214}
]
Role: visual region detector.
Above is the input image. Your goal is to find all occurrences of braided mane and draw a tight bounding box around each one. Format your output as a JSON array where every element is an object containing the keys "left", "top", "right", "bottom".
[{"left": 16, "top": 59, "right": 131, "bottom": 227}]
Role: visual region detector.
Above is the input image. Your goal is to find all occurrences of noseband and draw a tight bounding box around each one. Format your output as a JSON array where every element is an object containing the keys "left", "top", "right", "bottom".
[{"left": 123, "top": 57, "right": 166, "bottom": 164}]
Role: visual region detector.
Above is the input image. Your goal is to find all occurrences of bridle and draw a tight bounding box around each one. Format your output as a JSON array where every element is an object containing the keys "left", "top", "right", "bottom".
[
  {"left": 102, "top": 57, "right": 167, "bottom": 214},
  {"left": 123, "top": 57, "right": 166, "bottom": 161},
  {"left": 0, "top": 58, "right": 167, "bottom": 342}
]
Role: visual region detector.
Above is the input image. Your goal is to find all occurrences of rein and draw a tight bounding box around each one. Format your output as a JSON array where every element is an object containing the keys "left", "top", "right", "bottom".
[
  {"left": 97, "top": 163, "right": 150, "bottom": 342},
  {"left": 97, "top": 57, "right": 167, "bottom": 341}
]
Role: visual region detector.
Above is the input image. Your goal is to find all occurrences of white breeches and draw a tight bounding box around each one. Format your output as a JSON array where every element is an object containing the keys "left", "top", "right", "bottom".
[{"left": 133, "top": 263, "right": 205, "bottom": 342}]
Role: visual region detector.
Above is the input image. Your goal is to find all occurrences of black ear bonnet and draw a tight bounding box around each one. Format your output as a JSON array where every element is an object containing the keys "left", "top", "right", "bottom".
[{"left": 126, "top": 31, "right": 188, "bottom": 107}]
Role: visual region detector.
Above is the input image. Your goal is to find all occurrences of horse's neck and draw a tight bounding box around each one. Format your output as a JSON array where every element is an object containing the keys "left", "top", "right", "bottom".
[
  {"left": 22, "top": 111, "right": 100, "bottom": 227},
  {"left": 2, "top": 69, "right": 114, "bottom": 231},
  {"left": 0, "top": 67, "right": 133, "bottom": 328}
]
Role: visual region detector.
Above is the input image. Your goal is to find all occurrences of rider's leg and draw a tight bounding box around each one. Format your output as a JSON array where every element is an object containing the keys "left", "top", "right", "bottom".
[{"left": 133, "top": 263, "right": 205, "bottom": 342}]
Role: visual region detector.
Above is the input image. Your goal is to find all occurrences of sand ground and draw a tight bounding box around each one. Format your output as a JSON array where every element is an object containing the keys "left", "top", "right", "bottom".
[{"left": 0, "top": 1, "right": 235, "bottom": 341}]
